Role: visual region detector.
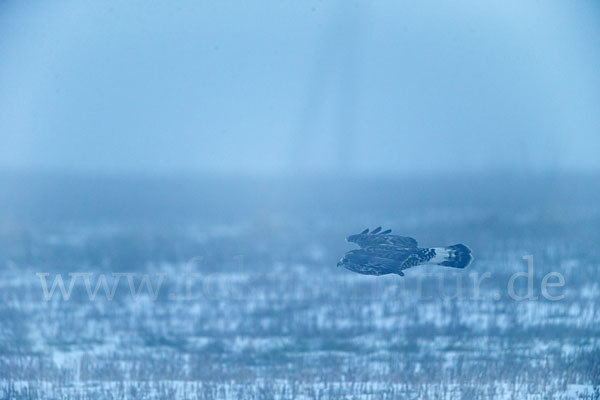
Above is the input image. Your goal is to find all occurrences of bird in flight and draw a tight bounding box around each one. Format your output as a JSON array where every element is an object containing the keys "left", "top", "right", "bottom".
[{"left": 337, "top": 227, "right": 472, "bottom": 276}]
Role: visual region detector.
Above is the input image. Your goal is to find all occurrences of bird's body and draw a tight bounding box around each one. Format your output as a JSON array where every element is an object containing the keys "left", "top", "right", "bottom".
[{"left": 338, "top": 227, "right": 472, "bottom": 276}]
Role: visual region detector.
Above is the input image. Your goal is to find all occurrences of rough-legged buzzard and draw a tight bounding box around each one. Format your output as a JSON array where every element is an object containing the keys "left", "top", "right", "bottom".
[{"left": 338, "top": 227, "right": 472, "bottom": 276}]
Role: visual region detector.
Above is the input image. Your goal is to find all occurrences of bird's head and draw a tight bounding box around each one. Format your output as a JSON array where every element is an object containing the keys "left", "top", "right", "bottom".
[{"left": 336, "top": 250, "right": 363, "bottom": 273}]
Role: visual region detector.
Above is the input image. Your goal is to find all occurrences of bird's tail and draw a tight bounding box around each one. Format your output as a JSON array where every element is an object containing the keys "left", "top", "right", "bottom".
[{"left": 432, "top": 244, "right": 473, "bottom": 269}]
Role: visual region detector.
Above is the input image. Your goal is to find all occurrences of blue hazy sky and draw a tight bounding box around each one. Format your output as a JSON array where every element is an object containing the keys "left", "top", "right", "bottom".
[{"left": 1, "top": 1, "right": 599, "bottom": 176}]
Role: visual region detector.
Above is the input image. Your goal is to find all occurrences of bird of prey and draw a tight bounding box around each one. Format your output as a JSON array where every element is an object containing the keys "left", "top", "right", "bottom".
[{"left": 337, "top": 227, "right": 472, "bottom": 276}]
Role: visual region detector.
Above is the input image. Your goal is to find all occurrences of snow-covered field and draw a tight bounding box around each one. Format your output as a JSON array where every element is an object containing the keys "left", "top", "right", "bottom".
[{"left": 0, "top": 174, "right": 598, "bottom": 399}]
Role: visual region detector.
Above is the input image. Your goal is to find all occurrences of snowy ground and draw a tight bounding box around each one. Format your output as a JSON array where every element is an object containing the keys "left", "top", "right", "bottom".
[{"left": 0, "top": 174, "right": 598, "bottom": 399}]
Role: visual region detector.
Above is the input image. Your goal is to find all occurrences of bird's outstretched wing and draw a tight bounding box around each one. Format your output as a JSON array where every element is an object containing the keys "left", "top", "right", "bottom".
[
  {"left": 349, "top": 227, "right": 418, "bottom": 248},
  {"left": 341, "top": 248, "right": 408, "bottom": 276},
  {"left": 376, "top": 234, "right": 418, "bottom": 248}
]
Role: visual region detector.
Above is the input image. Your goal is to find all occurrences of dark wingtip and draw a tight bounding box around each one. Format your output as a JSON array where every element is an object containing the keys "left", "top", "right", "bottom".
[
  {"left": 360, "top": 228, "right": 369, "bottom": 234},
  {"left": 372, "top": 226, "right": 382, "bottom": 234},
  {"left": 380, "top": 229, "right": 392, "bottom": 235}
]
